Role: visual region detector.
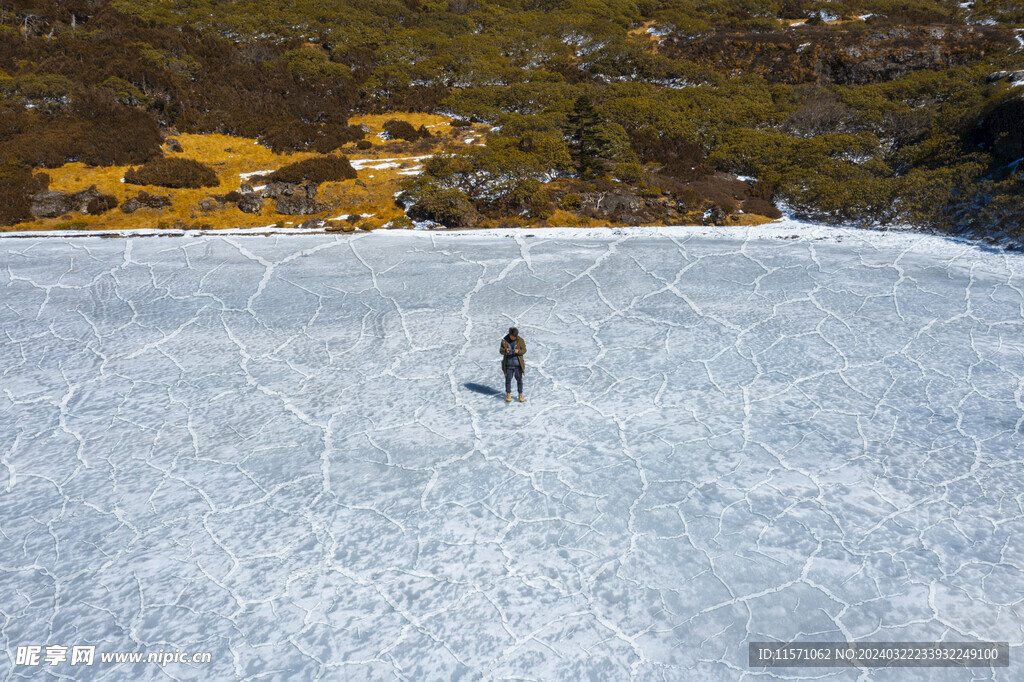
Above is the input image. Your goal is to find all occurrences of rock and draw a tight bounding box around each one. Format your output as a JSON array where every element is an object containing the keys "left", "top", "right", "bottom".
[
  {"left": 165, "top": 138, "right": 183, "bottom": 153},
  {"left": 266, "top": 180, "right": 321, "bottom": 214},
  {"left": 121, "top": 191, "right": 172, "bottom": 214},
  {"left": 120, "top": 198, "right": 142, "bottom": 214},
  {"left": 198, "top": 199, "right": 215, "bottom": 212},
  {"left": 299, "top": 218, "right": 325, "bottom": 229},
  {"left": 357, "top": 124, "right": 372, "bottom": 134},
  {"left": 238, "top": 193, "right": 263, "bottom": 214},
  {"left": 31, "top": 190, "right": 79, "bottom": 218},
  {"left": 275, "top": 194, "right": 321, "bottom": 215},
  {"left": 262, "top": 181, "right": 297, "bottom": 198},
  {"left": 239, "top": 183, "right": 254, "bottom": 194},
  {"left": 580, "top": 191, "right": 643, "bottom": 218},
  {"left": 31, "top": 185, "right": 119, "bottom": 219},
  {"left": 263, "top": 180, "right": 319, "bottom": 199},
  {"left": 987, "top": 69, "right": 1024, "bottom": 84}
]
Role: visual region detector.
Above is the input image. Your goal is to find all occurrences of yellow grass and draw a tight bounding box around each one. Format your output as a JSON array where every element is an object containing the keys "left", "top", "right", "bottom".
[
  {"left": 2, "top": 111, "right": 778, "bottom": 233},
  {"left": 3, "top": 114, "right": 486, "bottom": 233},
  {"left": 628, "top": 20, "right": 666, "bottom": 45},
  {"left": 783, "top": 16, "right": 867, "bottom": 27}
]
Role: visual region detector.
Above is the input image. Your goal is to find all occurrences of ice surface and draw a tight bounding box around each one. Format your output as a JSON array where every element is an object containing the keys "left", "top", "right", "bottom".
[{"left": 1, "top": 227, "right": 1022, "bottom": 680}]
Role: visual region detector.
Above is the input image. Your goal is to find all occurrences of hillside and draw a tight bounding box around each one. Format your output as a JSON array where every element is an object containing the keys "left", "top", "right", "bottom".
[{"left": 0, "top": 0, "right": 1022, "bottom": 236}]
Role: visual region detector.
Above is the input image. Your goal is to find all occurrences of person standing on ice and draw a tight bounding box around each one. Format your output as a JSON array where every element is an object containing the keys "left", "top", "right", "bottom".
[{"left": 500, "top": 326, "right": 526, "bottom": 403}]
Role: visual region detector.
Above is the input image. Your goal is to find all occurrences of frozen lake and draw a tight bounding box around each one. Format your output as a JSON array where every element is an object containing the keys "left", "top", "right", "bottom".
[{"left": 2, "top": 227, "right": 1022, "bottom": 679}]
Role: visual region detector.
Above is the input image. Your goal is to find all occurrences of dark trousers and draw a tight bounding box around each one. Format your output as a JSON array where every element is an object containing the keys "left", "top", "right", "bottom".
[{"left": 504, "top": 364, "right": 523, "bottom": 394}]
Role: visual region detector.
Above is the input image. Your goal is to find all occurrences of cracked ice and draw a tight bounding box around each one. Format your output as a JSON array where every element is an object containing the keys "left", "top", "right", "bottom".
[{"left": 1, "top": 227, "right": 1022, "bottom": 680}]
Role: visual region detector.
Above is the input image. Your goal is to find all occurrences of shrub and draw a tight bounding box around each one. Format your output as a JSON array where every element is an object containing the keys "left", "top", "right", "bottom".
[
  {"left": 559, "top": 193, "right": 582, "bottom": 210},
  {"left": 629, "top": 129, "right": 709, "bottom": 181},
  {"left": 967, "top": 95, "right": 1024, "bottom": 169},
  {"left": 11, "top": 74, "right": 76, "bottom": 102},
  {"left": 783, "top": 90, "right": 863, "bottom": 138},
  {"left": 406, "top": 186, "right": 477, "bottom": 227},
  {"left": 671, "top": 184, "right": 704, "bottom": 210},
  {"left": 98, "top": 76, "right": 152, "bottom": 107},
  {"left": 0, "top": 166, "right": 49, "bottom": 225},
  {"left": 742, "top": 197, "right": 782, "bottom": 219},
  {"left": 224, "top": 190, "right": 243, "bottom": 203},
  {"left": 383, "top": 119, "right": 431, "bottom": 141},
  {"left": 283, "top": 47, "right": 352, "bottom": 82},
  {"left": 690, "top": 175, "right": 748, "bottom": 214},
  {"left": 749, "top": 179, "right": 776, "bottom": 200},
  {"left": 86, "top": 193, "right": 119, "bottom": 215},
  {"left": 355, "top": 139, "right": 373, "bottom": 150},
  {"left": 269, "top": 155, "right": 357, "bottom": 184},
  {"left": 613, "top": 162, "right": 645, "bottom": 184},
  {"left": 70, "top": 90, "right": 165, "bottom": 166},
  {"left": 0, "top": 91, "right": 163, "bottom": 168},
  {"left": 124, "top": 157, "right": 220, "bottom": 188},
  {"left": 260, "top": 122, "right": 364, "bottom": 153},
  {"left": 508, "top": 178, "right": 551, "bottom": 219}
]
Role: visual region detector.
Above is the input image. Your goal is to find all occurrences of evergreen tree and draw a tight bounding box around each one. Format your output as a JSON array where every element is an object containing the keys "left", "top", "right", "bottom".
[{"left": 567, "top": 95, "right": 610, "bottom": 178}]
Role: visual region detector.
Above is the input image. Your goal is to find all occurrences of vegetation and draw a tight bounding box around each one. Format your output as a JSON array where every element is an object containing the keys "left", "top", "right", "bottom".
[
  {"left": 268, "top": 155, "right": 357, "bottom": 184},
  {"left": 383, "top": 119, "right": 432, "bottom": 141},
  {"left": 0, "top": 0, "right": 1020, "bottom": 235},
  {"left": 0, "top": 165, "right": 48, "bottom": 224},
  {"left": 124, "top": 157, "right": 220, "bottom": 188}
]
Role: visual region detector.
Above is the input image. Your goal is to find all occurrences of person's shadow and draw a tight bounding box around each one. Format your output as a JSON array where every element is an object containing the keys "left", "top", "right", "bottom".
[{"left": 463, "top": 382, "right": 504, "bottom": 397}]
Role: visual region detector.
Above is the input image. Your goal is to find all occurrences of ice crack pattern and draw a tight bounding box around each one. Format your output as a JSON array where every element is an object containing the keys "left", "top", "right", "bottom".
[{"left": 1, "top": 229, "right": 1022, "bottom": 680}]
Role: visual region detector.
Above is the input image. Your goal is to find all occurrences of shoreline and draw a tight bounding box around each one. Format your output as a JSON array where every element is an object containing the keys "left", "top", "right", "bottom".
[{"left": 1, "top": 220, "right": 1020, "bottom": 257}]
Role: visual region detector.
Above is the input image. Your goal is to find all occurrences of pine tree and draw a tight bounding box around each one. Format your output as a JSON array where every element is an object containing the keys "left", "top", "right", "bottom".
[{"left": 567, "top": 95, "right": 610, "bottom": 178}]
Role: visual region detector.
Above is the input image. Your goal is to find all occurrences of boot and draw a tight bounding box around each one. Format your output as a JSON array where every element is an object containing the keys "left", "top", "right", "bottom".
[
  {"left": 518, "top": 394, "right": 525, "bottom": 402},
  {"left": 506, "top": 393, "right": 512, "bottom": 402}
]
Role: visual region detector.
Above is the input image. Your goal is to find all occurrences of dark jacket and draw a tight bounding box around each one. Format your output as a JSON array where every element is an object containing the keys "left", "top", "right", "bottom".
[{"left": 500, "top": 335, "right": 526, "bottom": 373}]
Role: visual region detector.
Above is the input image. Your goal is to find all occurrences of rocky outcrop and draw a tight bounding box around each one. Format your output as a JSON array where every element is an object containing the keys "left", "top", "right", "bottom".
[
  {"left": 271, "top": 182, "right": 322, "bottom": 215},
  {"left": 31, "top": 191, "right": 79, "bottom": 219},
  {"left": 570, "top": 191, "right": 671, "bottom": 225},
  {"left": 262, "top": 180, "right": 319, "bottom": 199},
  {"left": 275, "top": 194, "right": 322, "bottom": 215},
  {"left": 238, "top": 192, "right": 263, "bottom": 214},
  {"left": 31, "top": 186, "right": 118, "bottom": 218},
  {"left": 121, "top": 191, "right": 171, "bottom": 214}
]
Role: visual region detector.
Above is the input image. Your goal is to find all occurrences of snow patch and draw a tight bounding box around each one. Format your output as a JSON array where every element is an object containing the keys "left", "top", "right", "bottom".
[
  {"left": 350, "top": 155, "right": 432, "bottom": 170},
  {"left": 328, "top": 213, "right": 375, "bottom": 221}
]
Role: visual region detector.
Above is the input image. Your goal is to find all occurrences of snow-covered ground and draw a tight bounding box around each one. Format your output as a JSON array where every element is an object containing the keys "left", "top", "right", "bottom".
[{"left": 2, "top": 226, "right": 1022, "bottom": 679}]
